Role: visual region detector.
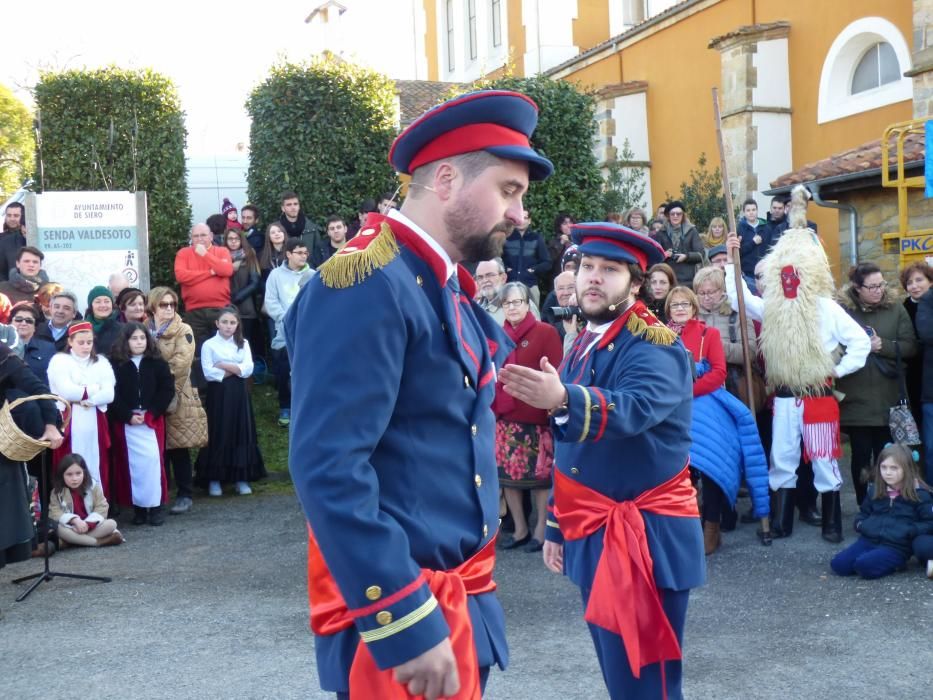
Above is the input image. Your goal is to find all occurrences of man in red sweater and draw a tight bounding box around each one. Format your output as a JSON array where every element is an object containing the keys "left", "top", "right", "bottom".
[{"left": 174, "top": 222, "right": 234, "bottom": 349}]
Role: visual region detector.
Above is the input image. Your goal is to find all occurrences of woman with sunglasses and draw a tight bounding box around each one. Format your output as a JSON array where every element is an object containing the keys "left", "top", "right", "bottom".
[
  {"left": 9, "top": 301, "right": 55, "bottom": 387},
  {"left": 147, "top": 286, "right": 206, "bottom": 515}
]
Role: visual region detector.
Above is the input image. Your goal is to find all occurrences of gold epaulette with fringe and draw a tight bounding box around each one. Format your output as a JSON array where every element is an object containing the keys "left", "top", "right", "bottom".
[
  {"left": 626, "top": 307, "right": 677, "bottom": 346},
  {"left": 318, "top": 222, "right": 400, "bottom": 289}
]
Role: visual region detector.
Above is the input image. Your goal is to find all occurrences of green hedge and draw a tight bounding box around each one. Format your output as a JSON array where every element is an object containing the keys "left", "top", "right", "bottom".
[
  {"left": 246, "top": 56, "right": 397, "bottom": 231},
  {"left": 455, "top": 74, "right": 604, "bottom": 238},
  {"left": 0, "top": 85, "right": 34, "bottom": 200},
  {"left": 33, "top": 67, "right": 190, "bottom": 286}
]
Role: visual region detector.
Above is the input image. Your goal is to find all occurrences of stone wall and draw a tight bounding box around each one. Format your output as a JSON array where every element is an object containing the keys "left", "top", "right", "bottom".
[{"left": 837, "top": 186, "right": 933, "bottom": 280}]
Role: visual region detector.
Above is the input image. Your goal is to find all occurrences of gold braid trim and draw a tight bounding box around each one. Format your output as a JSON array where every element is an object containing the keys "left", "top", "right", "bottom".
[
  {"left": 318, "top": 222, "right": 400, "bottom": 289},
  {"left": 626, "top": 313, "right": 677, "bottom": 346},
  {"left": 358, "top": 597, "right": 438, "bottom": 643}
]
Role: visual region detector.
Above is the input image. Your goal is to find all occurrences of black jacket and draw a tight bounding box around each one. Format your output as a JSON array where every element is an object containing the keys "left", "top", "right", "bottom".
[
  {"left": 90, "top": 316, "right": 124, "bottom": 357},
  {"left": 854, "top": 487, "right": 933, "bottom": 557},
  {"left": 0, "top": 228, "right": 26, "bottom": 282},
  {"left": 35, "top": 321, "right": 69, "bottom": 352},
  {"left": 109, "top": 355, "right": 175, "bottom": 423},
  {"left": 502, "top": 229, "right": 551, "bottom": 288},
  {"left": 916, "top": 288, "right": 933, "bottom": 404},
  {"left": 230, "top": 261, "right": 260, "bottom": 320}
]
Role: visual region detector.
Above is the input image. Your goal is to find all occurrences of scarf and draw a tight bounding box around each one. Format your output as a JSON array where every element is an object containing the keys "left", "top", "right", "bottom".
[
  {"left": 493, "top": 313, "right": 538, "bottom": 416},
  {"left": 90, "top": 310, "right": 119, "bottom": 336},
  {"left": 149, "top": 318, "right": 173, "bottom": 340},
  {"left": 279, "top": 212, "right": 308, "bottom": 238},
  {"left": 666, "top": 320, "right": 685, "bottom": 335},
  {"left": 8, "top": 268, "right": 49, "bottom": 293}
]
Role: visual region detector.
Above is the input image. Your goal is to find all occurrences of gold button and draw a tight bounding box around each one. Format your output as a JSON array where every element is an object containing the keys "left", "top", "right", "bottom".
[
  {"left": 471, "top": 424, "right": 477, "bottom": 437},
  {"left": 365, "top": 585, "right": 382, "bottom": 601},
  {"left": 474, "top": 474, "right": 482, "bottom": 487},
  {"left": 607, "top": 402, "right": 616, "bottom": 410},
  {"left": 376, "top": 611, "right": 393, "bottom": 626},
  {"left": 483, "top": 524, "right": 489, "bottom": 537},
  {"left": 464, "top": 375, "right": 471, "bottom": 388},
  {"left": 571, "top": 467, "right": 580, "bottom": 474},
  {"left": 416, "top": 275, "right": 423, "bottom": 286},
  {"left": 608, "top": 343, "right": 614, "bottom": 351}
]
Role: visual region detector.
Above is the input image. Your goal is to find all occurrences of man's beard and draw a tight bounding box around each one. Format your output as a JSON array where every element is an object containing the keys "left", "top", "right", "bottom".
[
  {"left": 443, "top": 195, "right": 507, "bottom": 263},
  {"left": 480, "top": 284, "right": 500, "bottom": 301},
  {"left": 579, "top": 282, "right": 634, "bottom": 324}
]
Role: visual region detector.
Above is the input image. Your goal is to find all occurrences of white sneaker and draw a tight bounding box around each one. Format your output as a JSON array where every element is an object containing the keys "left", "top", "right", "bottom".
[
  {"left": 236, "top": 482, "right": 252, "bottom": 495},
  {"left": 208, "top": 481, "right": 222, "bottom": 497}
]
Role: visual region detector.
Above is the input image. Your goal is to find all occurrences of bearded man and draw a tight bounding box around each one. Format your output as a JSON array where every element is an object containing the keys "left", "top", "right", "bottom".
[
  {"left": 725, "top": 185, "right": 870, "bottom": 542},
  {"left": 499, "top": 222, "right": 705, "bottom": 699},
  {"left": 285, "top": 90, "right": 553, "bottom": 700}
]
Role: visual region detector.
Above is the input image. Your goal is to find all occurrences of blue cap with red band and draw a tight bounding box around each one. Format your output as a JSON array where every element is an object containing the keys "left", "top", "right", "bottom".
[
  {"left": 571, "top": 222, "right": 666, "bottom": 272},
  {"left": 389, "top": 89, "right": 554, "bottom": 181}
]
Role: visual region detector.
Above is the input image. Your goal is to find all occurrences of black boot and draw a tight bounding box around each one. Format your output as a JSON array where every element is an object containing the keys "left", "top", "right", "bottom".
[
  {"left": 148, "top": 506, "right": 165, "bottom": 526},
  {"left": 821, "top": 491, "right": 843, "bottom": 543},
  {"left": 132, "top": 507, "right": 148, "bottom": 525},
  {"left": 770, "top": 488, "right": 796, "bottom": 538}
]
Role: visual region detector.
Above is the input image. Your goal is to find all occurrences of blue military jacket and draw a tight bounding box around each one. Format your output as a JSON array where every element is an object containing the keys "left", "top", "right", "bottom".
[
  {"left": 546, "top": 303, "right": 706, "bottom": 592},
  {"left": 284, "top": 212, "right": 511, "bottom": 692}
]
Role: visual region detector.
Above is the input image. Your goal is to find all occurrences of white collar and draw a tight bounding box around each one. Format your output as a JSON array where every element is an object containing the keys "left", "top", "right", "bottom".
[
  {"left": 585, "top": 320, "right": 614, "bottom": 335},
  {"left": 388, "top": 209, "right": 457, "bottom": 280}
]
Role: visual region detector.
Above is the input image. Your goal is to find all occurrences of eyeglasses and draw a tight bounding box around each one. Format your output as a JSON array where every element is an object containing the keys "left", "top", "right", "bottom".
[
  {"left": 12, "top": 316, "right": 35, "bottom": 324},
  {"left": 668, "top": 210, "right": 684, "bottom": 217},
  {"left": 158, "top": 302, "right": 176, "bottom": 309},
  {"left": 861, "top": 283, "right": 885, "bottom": 292},
  {"left": 669, "top": 302, "right": 692, "bottom": 310},
  {"left": 475, "top": 273, "right": 501, "bottom": 281},
  {"left": 502, "top": 299, "right": 527, "bottom": 308}
]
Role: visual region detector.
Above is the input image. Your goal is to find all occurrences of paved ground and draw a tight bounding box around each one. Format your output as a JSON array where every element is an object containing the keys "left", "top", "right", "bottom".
[{"left": 1, "top": 481, "right": 931, "bottom": 699}]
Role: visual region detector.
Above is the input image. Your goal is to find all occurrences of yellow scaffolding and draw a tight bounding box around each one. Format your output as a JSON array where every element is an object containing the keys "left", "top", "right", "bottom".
[{"left": 880, "top": 118, "right": 933, "bottom": 266}]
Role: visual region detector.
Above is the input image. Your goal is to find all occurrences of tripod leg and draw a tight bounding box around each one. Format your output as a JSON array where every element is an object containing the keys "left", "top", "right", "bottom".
[
  {"left": 14, "top": 573, "right": 52, "bottom": 602},
  {"left": 52, "top": 573, "right": 112, "bottom": 583}
]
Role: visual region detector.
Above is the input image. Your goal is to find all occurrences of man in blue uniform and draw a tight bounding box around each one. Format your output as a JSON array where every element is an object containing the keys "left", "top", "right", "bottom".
[
  {"left": 284, "top": 90, "right": 553, "bottom": 700},
  {"left": 499, "top": 223, "right": 706, "bottom": 699}
]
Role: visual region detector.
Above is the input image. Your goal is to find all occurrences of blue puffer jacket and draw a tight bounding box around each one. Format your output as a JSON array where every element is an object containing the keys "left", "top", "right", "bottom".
[{"left": 690, "top": 387, "right": 770, "bottom": 518}]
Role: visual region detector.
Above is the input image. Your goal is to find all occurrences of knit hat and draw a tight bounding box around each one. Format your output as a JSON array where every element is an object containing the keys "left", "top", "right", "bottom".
[
  {"left": 221, "top": 198, "right": 238, "bottom": 218},
  {"left": 87, "top": 285, "right": 114, "bottom": 308}
]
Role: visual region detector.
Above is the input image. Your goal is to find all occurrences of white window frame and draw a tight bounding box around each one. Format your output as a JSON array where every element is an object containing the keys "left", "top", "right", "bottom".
[{"left": 817, "top": 17, "right": 911, "bottom": 124}]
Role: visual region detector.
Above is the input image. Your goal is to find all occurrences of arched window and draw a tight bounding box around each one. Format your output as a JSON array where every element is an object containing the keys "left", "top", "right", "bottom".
[
  {"left": 818, "top": 18, "right": 911, "bottom": 124},
  {"left": 852, "top": 42, "right": 900, "bottom": 94}
]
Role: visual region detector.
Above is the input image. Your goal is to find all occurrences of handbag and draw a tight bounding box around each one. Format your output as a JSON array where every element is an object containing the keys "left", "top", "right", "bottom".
[
  {"left": 889, "top": 341, "right": 921, "bottom": 445},
  {"left": 166, "top": 385, "right": 208, "bottom": 450}
]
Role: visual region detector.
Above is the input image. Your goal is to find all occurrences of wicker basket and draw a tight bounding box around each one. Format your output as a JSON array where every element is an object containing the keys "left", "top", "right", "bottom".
[{"left": 0, "top": 394, "right": 71, "bottom": 462}]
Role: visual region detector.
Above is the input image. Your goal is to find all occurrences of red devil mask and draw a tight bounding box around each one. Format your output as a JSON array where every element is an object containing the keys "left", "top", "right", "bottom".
[{"left": 780, "top": 265, "right": 800, "bottom": 299}]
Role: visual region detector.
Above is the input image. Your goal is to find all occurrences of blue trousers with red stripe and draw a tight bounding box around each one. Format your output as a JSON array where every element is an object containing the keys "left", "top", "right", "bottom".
[{"left": 581, "top": 586, "right": 690, "bottom": 700}]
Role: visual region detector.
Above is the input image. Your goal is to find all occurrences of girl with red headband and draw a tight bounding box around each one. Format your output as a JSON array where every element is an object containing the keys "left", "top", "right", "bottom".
[{"left": 48, "top": 320, "right": 116, "bottom": 497}]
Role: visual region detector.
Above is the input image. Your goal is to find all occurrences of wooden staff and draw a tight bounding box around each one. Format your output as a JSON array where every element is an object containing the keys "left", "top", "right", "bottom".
[{"left": 711, "top": 88, "right": 771, "bottom": 539}]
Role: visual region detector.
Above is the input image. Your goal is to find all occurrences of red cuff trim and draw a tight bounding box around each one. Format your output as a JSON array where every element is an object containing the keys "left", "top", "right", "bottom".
[
  {"left": 346, "top": 573, "right": 427, "bottom": 620},
  {"left": 591, "top": 387, "right": 608, "bottom": 442}
]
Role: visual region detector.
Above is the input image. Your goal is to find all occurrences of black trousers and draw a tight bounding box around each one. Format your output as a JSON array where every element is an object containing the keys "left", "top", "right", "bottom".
[
  {"left": 273, "top": 348, "right": 291, "bottom": 410},
  {"left": 844, "top": 425, "right": 891, "bottom": 506},
  {"left": 165, "top": 447, "right": 193, "bottom": 499}
]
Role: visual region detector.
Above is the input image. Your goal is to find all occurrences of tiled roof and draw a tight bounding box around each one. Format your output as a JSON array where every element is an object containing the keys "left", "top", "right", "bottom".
[
  {"left": 769, "top": 133, "right": 925, "bottom": 189},
  {"left": 394, "top": 80, "right": 466, "bottom": 128}
]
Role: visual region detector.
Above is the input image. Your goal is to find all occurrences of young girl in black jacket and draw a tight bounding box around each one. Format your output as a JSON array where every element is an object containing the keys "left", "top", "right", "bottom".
[
  {"left": 831, "top": 444, "right": 933, "bottom": 579},
  {"left": 108, "top": 323, "right": 175, "bottom": 526}
]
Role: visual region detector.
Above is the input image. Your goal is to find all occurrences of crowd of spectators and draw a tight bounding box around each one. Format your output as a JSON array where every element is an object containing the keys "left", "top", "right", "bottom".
[{"left": 2, "top": 184, "right": 933, "bottom": 582}]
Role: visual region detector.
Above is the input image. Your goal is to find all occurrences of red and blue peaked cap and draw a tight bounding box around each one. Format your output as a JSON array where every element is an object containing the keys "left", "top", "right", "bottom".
[
  {"left": 389, "top": 89, "right": 554, "bottom": 181},
  {"left": 571, "top": 222, "right": 666, "bottom": 272}
]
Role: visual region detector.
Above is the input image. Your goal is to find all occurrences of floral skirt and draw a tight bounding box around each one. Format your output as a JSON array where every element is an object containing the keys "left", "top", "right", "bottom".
[{"left": 495, "top": 420, "right": 554, "bottom": 489}]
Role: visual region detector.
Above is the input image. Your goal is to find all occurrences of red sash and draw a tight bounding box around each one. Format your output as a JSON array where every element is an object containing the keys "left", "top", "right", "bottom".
[
  {"left": 306, "top": 528, "right": 497, "bottom": 699},
  {"left": 553, "top": 466, "right": 698, "bottom": 677}
]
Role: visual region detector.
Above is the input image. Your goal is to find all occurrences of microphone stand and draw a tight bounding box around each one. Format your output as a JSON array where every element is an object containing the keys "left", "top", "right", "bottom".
[{"left": 12, "top": 452, "right": 111, "bottom": 602}]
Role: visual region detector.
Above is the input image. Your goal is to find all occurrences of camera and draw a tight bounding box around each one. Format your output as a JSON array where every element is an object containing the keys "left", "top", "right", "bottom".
[{"left": 551, "top": 306, "right": 582, "bottom": 320}]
